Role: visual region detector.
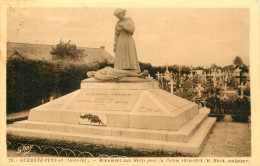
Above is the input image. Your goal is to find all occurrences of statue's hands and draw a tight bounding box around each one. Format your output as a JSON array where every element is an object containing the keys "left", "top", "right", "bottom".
[{"left": 117, "top": 23, "right": 124, "bottom": 31}]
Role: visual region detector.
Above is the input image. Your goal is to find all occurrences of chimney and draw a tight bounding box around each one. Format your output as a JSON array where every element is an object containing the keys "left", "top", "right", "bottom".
[{"left": 100, "top": 46, "right": 105, "bottom": 50}]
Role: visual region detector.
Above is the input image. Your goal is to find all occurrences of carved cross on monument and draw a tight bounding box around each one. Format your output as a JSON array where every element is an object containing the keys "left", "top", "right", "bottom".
[{"left": 238, "top": 82, "right": 247, "bottom": 99}]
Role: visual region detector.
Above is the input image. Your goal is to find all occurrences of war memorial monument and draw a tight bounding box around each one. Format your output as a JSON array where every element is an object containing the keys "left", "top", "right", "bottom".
[{"left": 7, "top": 8, "right": 216, "bottom": 156}]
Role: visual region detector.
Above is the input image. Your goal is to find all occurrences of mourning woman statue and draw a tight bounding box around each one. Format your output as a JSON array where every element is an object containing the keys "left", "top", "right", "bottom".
[{"left": 113, "top": 8, "right": 141, "bottom": 73}]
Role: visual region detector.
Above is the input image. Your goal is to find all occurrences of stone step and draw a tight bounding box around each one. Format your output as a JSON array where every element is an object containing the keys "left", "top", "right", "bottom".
[
  {"left": 7, "top": 117, "right": 216, "bottom": 156},
  {"left": 11, "top": 110, "right": 208, "bottom": 143}
]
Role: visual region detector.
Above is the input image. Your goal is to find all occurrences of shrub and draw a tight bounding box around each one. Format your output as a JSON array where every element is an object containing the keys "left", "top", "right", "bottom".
[
  {"left": 233, "top": 97, "right": 251, "bottom": 116},
  {"left": 7, "top": 59, "right": 58, "bottom": 113},
  {"left": 51, "top": 40, "right": 84, "bottom": 61},
  {"left": 205, "top": 97, "right": 222, "bottom": 114},
  {"left": 231, "top": 115, "right": 249, "bottom": 123},
  {"left": 208, "top": 114, "right": 225, "bottom": 122},
  {"left": 205, "top": 96, "right": 251, "bottom": 116},
  {"left": 6, "top": 58, "right": 107, "bottom": 114}
]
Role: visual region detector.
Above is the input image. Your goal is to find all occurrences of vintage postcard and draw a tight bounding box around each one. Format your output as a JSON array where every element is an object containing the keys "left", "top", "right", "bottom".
[{"left": 0, "top": 0, "right": 259, "bottom": 165}]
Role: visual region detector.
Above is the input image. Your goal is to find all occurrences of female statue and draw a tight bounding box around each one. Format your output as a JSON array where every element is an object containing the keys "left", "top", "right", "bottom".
[{"left": 113, "top": 8, "right": 141, "bottom": 73}]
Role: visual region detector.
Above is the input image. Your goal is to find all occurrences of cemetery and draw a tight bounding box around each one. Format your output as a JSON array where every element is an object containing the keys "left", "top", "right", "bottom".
[
  {"left": 6, "top": 53, "right": 251, "bottom": 157},
  {"left": 154, "top": 63, "right": 250, "bottom": 122},
  {"left": 5, "top": 8, "right": 251, "bottom": 158}
]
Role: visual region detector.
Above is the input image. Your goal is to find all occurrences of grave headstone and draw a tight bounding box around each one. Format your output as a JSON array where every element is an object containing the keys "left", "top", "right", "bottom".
[
  {"left": 212, "top": 76, "right": 217, "bottom": 88},
  {"left": 155, "top": 71, "right": 162, "bottom": 81},
  {"left": 195, "top": 84, "right": 204, "bottom": 98},
  {"left": 168, "top": 79, "right": 176, "bottom": 94},
  {"left": 238, "top": 82, "right": 247, "bottom": 99},
  {"left": 146, "top": 74, "right": 153, "bottom": 80},
  {"left": 164, "top": 64, "right": 171, "bottom": 81}
]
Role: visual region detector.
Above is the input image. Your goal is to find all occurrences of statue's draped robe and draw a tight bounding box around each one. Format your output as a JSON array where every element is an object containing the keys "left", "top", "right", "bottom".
[{"left": 114, "top": 17, "right": 141, "bottom": 73}]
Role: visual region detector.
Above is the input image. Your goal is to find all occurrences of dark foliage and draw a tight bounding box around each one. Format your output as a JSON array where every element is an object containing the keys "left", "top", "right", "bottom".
[
  {"left": 51, "top": 40, "right": 85, "bottom": 61},
  {"left": 205, "top": 97, "right": 250, "bottom": 116},
  {"left": 6, "top": 117, "right": 28, "bottom": 124},
  {"left": 208, "top": 114, "right": 225, "bottom": 122},
  {"left": 139, "top": 62, "right": 191, "bottom": 79},
  {"left": 6, "top": 58, "right": 107, "bottom": 114},
  {"left": 80, "top": 114, "right": 103, "bottom": 125},
  {"left": 231, "top": 115, "right": 249, "bottom": 123},
  {"left": 7, "top": 59, "right": 58, "bottom": 113}
]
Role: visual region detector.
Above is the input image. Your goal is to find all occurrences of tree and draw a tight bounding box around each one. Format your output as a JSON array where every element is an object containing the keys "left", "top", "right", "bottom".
[
  {"left": 223, "top": 65, "right": 234, "bottom": 71},
  {"left": 233, "top": 56, "right": 244, "bottom": 67},
  {"left": 210, "top": 63, "right": 218, "bottom": 69},
  {"left": 51, "top": 40, "right": 85, "bottom": 62}
]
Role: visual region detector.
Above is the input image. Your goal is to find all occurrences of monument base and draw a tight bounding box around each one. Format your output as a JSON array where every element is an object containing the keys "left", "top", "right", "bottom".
[{"left": 7, "top": 78, "right": 216, "bottom": 155}]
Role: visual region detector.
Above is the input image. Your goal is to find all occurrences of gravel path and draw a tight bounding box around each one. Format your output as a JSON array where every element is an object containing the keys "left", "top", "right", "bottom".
[{"left": 200, "top": 122, "right": 251, "bottom": 157}]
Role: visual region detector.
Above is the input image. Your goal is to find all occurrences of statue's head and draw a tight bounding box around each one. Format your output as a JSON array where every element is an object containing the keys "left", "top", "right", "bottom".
[
  {"left": 114, "top": 8, "right": 126, "bottom": 20},
  {"left": 87, "top": 71, "right": 96, "bottom": 78}
]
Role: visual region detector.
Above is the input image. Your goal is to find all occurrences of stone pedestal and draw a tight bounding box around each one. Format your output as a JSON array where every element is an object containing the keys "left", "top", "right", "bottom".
[{"left": 7, "top": 78, "right": 216, "bottom": 155}]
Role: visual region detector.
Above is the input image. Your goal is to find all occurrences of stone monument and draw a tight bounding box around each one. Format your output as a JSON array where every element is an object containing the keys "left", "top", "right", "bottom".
[{"left": 7, "top": 8, "right": 216, "bottom": 156}]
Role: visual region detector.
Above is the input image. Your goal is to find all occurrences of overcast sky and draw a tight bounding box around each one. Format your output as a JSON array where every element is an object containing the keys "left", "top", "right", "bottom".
[{"left": 7, "top": 7, "right": 249, "bottom": 67}]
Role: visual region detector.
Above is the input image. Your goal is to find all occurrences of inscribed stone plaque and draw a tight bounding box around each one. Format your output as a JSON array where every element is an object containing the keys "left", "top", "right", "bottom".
[{"left": 66, "top": 89, "right": 141, "bottom": 112}]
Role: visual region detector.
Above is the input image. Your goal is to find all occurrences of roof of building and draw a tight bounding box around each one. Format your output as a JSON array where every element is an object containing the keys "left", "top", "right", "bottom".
[{"left": 7, "top": 42, "right": 114, "bottom": 64}]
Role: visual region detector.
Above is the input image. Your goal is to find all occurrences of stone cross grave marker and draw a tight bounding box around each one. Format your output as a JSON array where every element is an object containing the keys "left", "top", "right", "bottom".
[
  {"left": 202, "top": 72, "right": 207, "bottom": 83},
  {"left": 235, "top": 68, "right": 246, "bottom": 85},
  {"left": 211, "top": 72, "right": 217, "bottom": 88},
  {"left": 222, "top": 82, "right": 228, "bottom": 100},
  {"left": 238, "top": 82, "right": 247, "bottom": 99},
  {"left": 164, "top": 64, "right": 171, "bottom": 81},
  {"left": 155, "top": 71, "right": 162, "bottom": 81},
  {"left": 168, "top": 78, "right": 176, "bottom": 94},
  {"left": 173, "top": 73, "right": 177, "bottom": 80},
  {"left": 156, "top": 72, "right": 164, "bottom": 89},
  {"left": 188, "top": 74, "right": 193, "bottom": 80},
  {"left": 183, "top": 73, "right": 187, "bottom": 79},
  {"left": 146, "top": 74, "right": 153, "bottom": 80},
  {"left": 217, "top": 69, "right": 222, "bottom": 74},
  {"left": 195, "top": 84, "right": 204, "bottom": 98},
  {"left": 212, "top": 77, "right": 217, "bottom": 88},
  {"left": 234, "top": 67, "right": 241, "bottom": 76},
  {"left": 178, "top": 65, "right": 181, "bottom": 78}
]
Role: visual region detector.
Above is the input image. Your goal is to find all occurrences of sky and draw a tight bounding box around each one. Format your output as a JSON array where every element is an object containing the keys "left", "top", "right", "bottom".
[{"left": 7, "top": 7, "right": 249, "bottom": 67}]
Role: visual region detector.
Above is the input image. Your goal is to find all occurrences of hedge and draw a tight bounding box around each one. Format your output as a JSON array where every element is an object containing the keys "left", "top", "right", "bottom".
[
  {"left": 205, "top": 97, "right": 250, "bottom": 116},
  {"left": 6, "top": 58, "right": 111, "bottom": 114}
]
